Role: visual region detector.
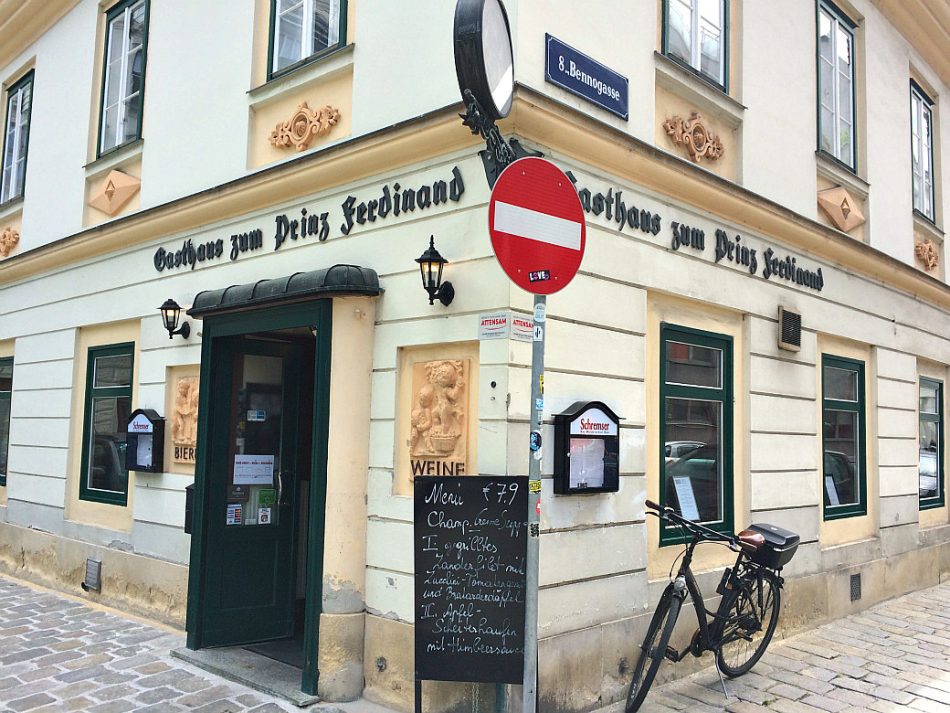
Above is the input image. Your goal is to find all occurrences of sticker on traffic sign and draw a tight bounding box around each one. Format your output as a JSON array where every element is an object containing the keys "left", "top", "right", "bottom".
[{"left": 489, "top": 157, "right": 586, "bottom": 295}]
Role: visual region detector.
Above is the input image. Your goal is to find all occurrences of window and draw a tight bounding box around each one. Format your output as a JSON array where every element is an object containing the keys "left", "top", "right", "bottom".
[
  {"left": 0, "top": 358, "right": 12, "bottom": 487},
  {"left": 817, "top": 2, "right": 856, "bottom": 169},
  {"left": 270, "top": 0, "right": 346, "bottom": 78},
  {"left": 919, "top": 378, "right": 943, "bottom": 509},
  {"left": 79, "top": 344, "right": 133, "bottom": 505},
  {"left": 821, "top": 355, "right": 866, "bottom": 519},
  {"left": 1, "top": 71, "right": 33, "bottom": 204},
  {"left": 911, "top": 83, "right": 936, "bottom": 222},
  {"left": 99, "top": 0, "right": 149, "bottom": 155},
  {"left": 663, "top": 0, "right": 727, "bottom": 88},
  {"left": 660, "top": 324, "right": 733, "bottom": 543}
]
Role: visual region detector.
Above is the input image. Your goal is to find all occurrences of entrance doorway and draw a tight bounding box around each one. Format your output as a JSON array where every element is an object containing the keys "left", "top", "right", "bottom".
[{"left": 187, "top": 302, "right": 333, "bottom": 696}]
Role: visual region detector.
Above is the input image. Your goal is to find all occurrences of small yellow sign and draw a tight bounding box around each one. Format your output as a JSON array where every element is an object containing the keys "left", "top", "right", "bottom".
[{"left": 529, "top": 479, "right": 542, "bottom": 493}]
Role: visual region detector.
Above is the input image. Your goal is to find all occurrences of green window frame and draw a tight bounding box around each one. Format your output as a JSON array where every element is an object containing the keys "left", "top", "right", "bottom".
[
  {"left": 0, "top": 357, "right": 12, "bottom": 487},
  {"left": 98, "top": 0, "right": 149, "bottom": 156},
  {"left": 78, "top": 343, "right": 134, "bottom": 506},
  {"left": 817, "top": 1, "right": 857, "bottom": 171},
  {"left": 821, "top": 354, "right": 867, "bottom": 520},
  {"left": 268, "top": 0, "right": 348, "bottom": 80},
  {"left": 659, "top": 323, "right": 734, "bottom": 545},
  {"left": 911, "top": 81, "right": 936, "bottom": 223},
  {"left": 1, "top": 70, "right": 34, "bottom": 205},
  {"left": 662, "top": 0, "right": 729, "bottom": 91},
  {"left": 919, "top": 378, "right": 944, "bottom": 510}
]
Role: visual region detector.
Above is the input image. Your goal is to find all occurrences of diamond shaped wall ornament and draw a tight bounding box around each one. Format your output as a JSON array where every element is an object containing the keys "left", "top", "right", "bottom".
[
  {"left": 90, "top": 170, "right": 141, "bottom": 216},
  {"left": 663, "top": 112, "right": 724, "bottom": 163},
  {"left": 817, "top": 186, "right": 865, "bottom": 233},
  {"left": 0, "top": 226, "right": 19, "bottom": 257},
  {"left": 269, "top": 102, "right": 341, "bottom": 152}
]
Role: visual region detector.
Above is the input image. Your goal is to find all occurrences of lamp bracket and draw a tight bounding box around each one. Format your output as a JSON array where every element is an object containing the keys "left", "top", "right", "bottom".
[{"left": 460, "top": 90, "right": 542, "bottom": 188}]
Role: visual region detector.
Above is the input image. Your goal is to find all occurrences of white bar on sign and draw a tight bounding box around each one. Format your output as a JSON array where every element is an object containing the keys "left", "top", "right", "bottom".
[{"left": 494, "top": 201, "right": 582, "bottom": 251}]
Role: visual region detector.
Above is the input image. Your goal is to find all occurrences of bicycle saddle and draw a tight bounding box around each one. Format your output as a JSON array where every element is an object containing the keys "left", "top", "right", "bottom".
[{"left": 737, "top": 529, "right": 766, "bottom": 552}]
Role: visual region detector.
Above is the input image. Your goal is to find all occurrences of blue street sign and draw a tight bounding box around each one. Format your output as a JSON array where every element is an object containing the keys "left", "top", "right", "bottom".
[{"left": 544, "top": 34, "right": 629, "bottom": 121}]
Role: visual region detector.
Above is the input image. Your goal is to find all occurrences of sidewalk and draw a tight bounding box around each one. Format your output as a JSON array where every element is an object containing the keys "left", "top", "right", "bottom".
[
  {"left": 613, "top": 580, "right": 950, "bottom": 713},
  {"left": 0, "top": 576, "right": 395, "bottom": 713}
]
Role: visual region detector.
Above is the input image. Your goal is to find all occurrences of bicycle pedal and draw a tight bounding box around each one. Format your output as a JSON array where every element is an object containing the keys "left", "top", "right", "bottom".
[{"left": 664, "top": 646, "right": 679, "bottom": 662}]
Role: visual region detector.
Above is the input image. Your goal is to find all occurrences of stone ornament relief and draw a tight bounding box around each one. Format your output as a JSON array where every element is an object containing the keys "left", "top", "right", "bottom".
[
  {"left": 663, "top": 112, "right": 724, "bottom": 163},
  {"left": 410, "top": 359, "right": 468, "bottom": 462},
  {"left": 817, "top": 186, "right": 866, "bottom": 233},
  {"left": 0, "top": 227, "right": 19, "bottom": 257},
  {"left": 915, "top": 239, "right": 940, "bottom": 272},
  {"left": 269, "top": 102, "right": 341, "bottom": 152},
  {"left": 89, "top": 170, "right": 141, "bottom": 216},
  {"left": 172, "top": 376, "right": 199, "bottom": 462}
]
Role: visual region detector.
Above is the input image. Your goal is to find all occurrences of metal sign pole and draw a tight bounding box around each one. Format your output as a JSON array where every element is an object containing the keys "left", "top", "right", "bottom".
[{"left": 523, "top": 294, "right": 545, "bottom": 713}]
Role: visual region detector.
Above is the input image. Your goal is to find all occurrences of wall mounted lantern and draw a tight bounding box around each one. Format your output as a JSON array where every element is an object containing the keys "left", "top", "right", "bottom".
[
  {"left": 415, "top": 236, "right": 455, "bottom": 306},
  {"left": 159, "top": 298, "right": 191, "bottom": 339}
]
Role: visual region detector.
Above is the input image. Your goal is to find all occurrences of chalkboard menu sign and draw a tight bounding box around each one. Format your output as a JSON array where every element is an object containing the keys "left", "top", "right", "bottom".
[{"left": 414, "top": 476, "right": 528, "bottom": 684}]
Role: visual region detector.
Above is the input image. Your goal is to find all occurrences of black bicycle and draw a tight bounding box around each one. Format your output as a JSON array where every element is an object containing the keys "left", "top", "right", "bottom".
[{"left": 625, "top": 500, "right": 800, "bottom": 713}]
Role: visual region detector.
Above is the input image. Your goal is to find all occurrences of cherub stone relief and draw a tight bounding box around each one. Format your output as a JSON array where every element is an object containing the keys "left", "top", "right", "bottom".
[
  {"left": 172, "top": 376, "right": 199, "bottom": 448},
  {"left": 410, "top": 359, "right": 467, "bottom": 459}
]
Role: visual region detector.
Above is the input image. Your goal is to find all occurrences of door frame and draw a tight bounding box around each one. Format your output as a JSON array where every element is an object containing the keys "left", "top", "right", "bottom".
[{"left": 186, "top": 300, "right": 332, "bottom": 695}]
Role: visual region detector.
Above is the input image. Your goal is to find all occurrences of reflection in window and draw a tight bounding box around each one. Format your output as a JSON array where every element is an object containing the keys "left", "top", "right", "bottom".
[
  {"left": 1, "top": 72, "right": 33, "bottom": 204},
  {"left": 665, "top": 0, "right": 726, "bottom": 87},
  {"left": 100, "top": 0, "right": 148, "bottom": 154},
  {"left": 919, "top": 378, "right": 943, "bottom": 509},
  {"left": 272, "top": 0, "right": 343, "bottom": 76},
  {"left": 660, "top": 324, "right": 732, "bottom": 541},
  {"left": 821, "top": 356, "right": 865, "bottom": 518},
  {"left": 0, "top": 358, "right": 11, "bottom": 486},
  {"left": 911, "top": 84, "right": 935, "bottom": 221},
  {"left": 818, "top": 2, "right": 856, "bottom": 168}
]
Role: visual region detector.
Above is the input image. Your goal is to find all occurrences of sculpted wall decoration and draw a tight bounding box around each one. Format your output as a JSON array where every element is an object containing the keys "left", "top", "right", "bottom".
[
  {"left": 89, "top": 170, "right": 141, "bottom": 216},
  {"left": 0, "top": 227, "right": 19, "bottom": 257},
  {"left": 172, "top": 376, "right": 199, "bottom": 463},
  {"left": 269, "top": 102, "right": 341, "bottom": 152},
  {"left": 663, "top": 112, "right": 724, "bottom": 163},
  {"left": 817, "top": 186, "right": 865, "bottom": 233},
  {"left": 915, "top": 239, "right": 940, "bottom": 272}
]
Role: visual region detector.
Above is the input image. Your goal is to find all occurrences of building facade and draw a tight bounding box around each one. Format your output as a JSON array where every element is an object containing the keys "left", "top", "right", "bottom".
[{"left": 0, "top": 1, "right": 948, "bottom": 711}]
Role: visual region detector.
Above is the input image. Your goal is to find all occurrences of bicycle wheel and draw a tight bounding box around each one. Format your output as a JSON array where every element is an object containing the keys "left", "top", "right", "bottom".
[
  {"left": 625, "top": 588, "right": 682, "bottom": 713},
  {"left": 716, "top": 568, "right": 780, "bottom": 677}
]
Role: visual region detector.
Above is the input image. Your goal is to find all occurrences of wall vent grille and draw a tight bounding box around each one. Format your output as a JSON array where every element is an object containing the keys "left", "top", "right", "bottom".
[
  {"left": 850, "top": 573, "right": 861, "bottom": 602},
  {"left": 778, "top": 307, "right": 802, "bottom": 352}
]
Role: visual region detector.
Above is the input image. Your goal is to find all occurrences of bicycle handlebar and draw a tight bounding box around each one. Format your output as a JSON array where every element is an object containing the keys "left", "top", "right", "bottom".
[{"left": 645, "top": 499, "right": 737, "bottom": 547}]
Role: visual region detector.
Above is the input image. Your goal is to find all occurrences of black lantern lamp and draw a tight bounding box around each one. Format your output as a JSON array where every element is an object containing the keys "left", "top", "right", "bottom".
[
  {"left": 415, "top": 236, "right": 455, "bottom": 306},
  {"left": 159, "top": 298, "right": 191, "bottom": 339}
]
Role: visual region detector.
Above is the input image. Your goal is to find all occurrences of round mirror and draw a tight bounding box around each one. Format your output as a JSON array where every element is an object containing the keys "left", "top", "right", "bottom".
[{"left": 454, "top": 0, "right": 514, "bottom": 121}]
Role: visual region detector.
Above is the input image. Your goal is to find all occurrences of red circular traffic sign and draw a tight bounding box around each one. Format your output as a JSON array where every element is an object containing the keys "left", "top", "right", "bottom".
[{"left": 488, "top": 157, "right": 586, "bottom": 295}]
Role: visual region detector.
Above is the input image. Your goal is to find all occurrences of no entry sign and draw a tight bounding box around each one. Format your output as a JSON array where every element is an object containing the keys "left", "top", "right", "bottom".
[{"left": 489, "top": 157, "right": 586, "bottom": 295}]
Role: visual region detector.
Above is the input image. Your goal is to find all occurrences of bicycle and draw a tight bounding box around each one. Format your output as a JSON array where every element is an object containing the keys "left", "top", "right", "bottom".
[{"left": 625, "top": 499, "right": 800, "bottom": 713}]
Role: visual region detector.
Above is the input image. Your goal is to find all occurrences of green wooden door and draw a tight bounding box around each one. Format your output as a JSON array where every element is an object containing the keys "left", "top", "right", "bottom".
[{"left": 199, "top": 335, "right": 305, "bottom": 646}]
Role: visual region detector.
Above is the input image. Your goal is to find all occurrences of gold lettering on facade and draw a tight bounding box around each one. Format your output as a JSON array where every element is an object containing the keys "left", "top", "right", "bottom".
[
  {"left": 268, "top": 102, "right": 341, "bottom": 152},
  {"left": 0, "top": 227, "right": 19, "bottom": 257},
  {"left": 663, "top": 112, "right": 724, "bottom": 163},
  {"left": 172, "top": 376, "right": 199, "bottom": 463}
]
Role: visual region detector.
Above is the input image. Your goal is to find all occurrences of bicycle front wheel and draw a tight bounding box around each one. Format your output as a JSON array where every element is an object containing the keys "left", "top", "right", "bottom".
[
  {"left": 716, "top": 568, "right": 780, "bottom": 677},
  {"left": 625, "top": 588, "right": 681, "bottom": 713}
]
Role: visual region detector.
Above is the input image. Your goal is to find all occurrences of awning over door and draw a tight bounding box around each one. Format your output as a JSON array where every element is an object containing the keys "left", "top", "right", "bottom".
[{"left": 187, "top": 264, "right": 382, "bottom": 319}]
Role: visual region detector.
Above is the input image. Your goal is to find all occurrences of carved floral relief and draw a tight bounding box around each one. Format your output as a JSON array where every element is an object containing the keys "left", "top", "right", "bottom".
[
  {"left": 663, "top": 112, "right": 724, "bottom": 163},
  {"left": 410, "top": 359, "right": 468, "bottom": 462},
  {"left": 268, "top": 102, "right": 341, "bottom": 152},
  {"left": 916, "top": 239, "right": 940, "bottom": 272},
  {"left": 0, "top": 227, "right": 19, "bottom": 257},
  {"left": 172, "top": 376, "right": 199, "bottom": 462}
]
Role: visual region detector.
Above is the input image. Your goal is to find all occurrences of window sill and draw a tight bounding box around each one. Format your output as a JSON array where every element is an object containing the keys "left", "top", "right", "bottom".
[
  {"left": 816, "top": 151, "right": 869, "bottom": 200},
  {"left": 250, "top": 43, "right": 355, "bottom": 109},
  {"left": 0, "top": 197, "right": 24, "bottom": 223},
  {"left": 654, "top": 51, "right": 745, "bottom": 128},
  {"left": 84, "top": 139, "right": 144, "bottom": 179},
  {"left": 913, "top": 210, "right": 943, "bottom": 241}
]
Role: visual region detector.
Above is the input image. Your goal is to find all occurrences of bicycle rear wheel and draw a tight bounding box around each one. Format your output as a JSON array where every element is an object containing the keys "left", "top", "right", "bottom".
[
  {"left": 716, "top": 568, "right": 780, "bottom": 677},
  {"left": 625, "top": 588, "right": 681, "bottom": 713}
]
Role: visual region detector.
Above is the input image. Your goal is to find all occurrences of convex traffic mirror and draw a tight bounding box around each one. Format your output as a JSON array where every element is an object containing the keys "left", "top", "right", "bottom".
[{"left": 454, "top": 0, "right": 514, "bottom": 121}]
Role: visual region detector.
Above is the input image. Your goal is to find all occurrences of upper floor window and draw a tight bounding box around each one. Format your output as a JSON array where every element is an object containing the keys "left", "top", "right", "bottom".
[
  {"left": 660, "top": 323, "right": 733, "bottom": 544},
  {"left": 919, "top": 378, "right": 943, "bottom": 510},
  {"left": 818, "top": 2, "right": 856, "bottom": 169},
  {"left": 79, "top": 344, "right": 133, "bottom": 506},
  {"left": 270, "top": 0, "right": 345, "bottom": 78},
  {"left": 0, "top": 358, "right": 12, "bottom": 487},
  {"left": 663, "top": 0, "right": 727, "bottom": 89},
  {"left": 821, "top": 355, "right": 866, "bottom": 519},
  {"left": 99, "top": 0, "right": 149, "bottom": 156},
  {"left": 1, "top": 71, "right": 33, "bottom": 204},
  {"left": 911, "top": 83, "right": 936, "bottom": 222}
]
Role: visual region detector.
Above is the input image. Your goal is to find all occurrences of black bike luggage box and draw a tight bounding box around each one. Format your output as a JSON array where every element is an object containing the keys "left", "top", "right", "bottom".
[{"left": 748, "top": 523, "right": 800, "bottom": 569}]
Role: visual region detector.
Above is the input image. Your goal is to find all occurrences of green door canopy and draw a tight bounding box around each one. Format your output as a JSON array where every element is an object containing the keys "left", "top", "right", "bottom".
[{"left": 187, "top": 264, "right": 382, "bottom": 319}]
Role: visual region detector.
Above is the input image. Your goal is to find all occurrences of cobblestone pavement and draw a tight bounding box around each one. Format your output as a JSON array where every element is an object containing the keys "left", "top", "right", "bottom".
[
  {"left": 633, "top": 580, "right": 950, "bottom": 713},
  {"left": 0, "top": 576, "right": 391, "bottom": 713}
]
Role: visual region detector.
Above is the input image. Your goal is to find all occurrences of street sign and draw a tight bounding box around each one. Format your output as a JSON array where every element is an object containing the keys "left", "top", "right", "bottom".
[{"left": 489, "top": 157, "right": 586, "bottom": 295}]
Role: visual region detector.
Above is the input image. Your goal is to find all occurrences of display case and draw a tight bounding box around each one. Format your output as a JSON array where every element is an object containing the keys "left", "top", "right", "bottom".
[
  {"left": 126, "top": 408, "right": 165, "bottom": 473},
  {"left": 553, "top": 401, "right": 620, "bottom": 494}
]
